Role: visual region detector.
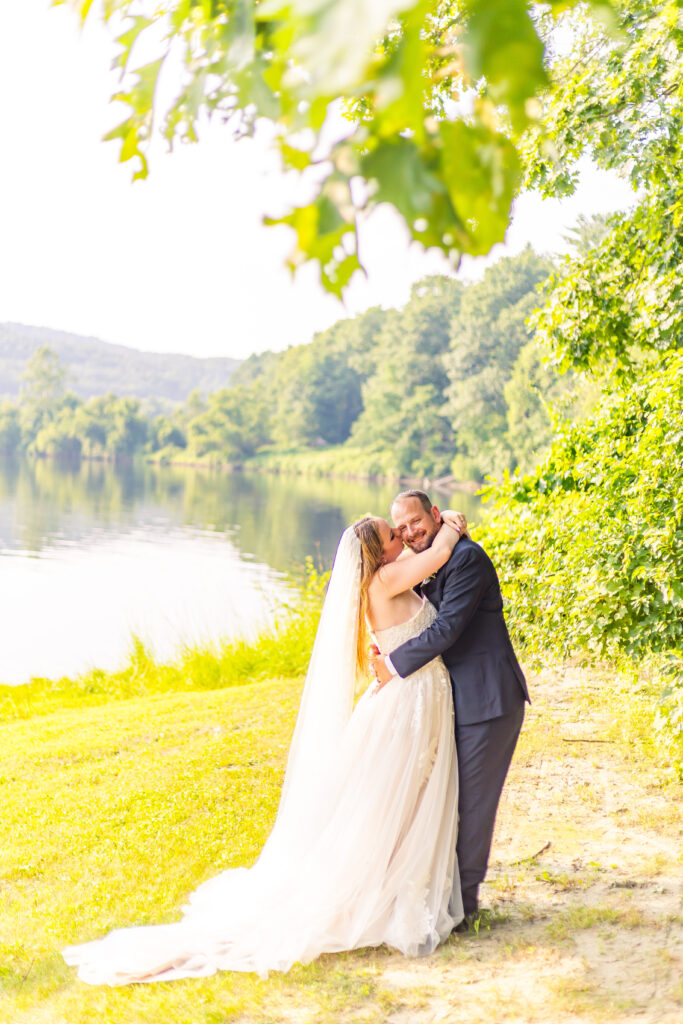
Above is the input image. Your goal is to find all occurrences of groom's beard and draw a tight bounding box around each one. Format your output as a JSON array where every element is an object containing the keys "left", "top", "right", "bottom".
[
  {"left": 405, "top": 530, "right": 437, "bottom": 553},
  {"left": 407, "top": 539, "right": 430, "bottom": 553}
]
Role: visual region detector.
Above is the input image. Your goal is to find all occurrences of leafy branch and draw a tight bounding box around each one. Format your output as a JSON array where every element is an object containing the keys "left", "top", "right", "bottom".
[{"left": 57, "top": 0, "right": 616, "bottom": 294}]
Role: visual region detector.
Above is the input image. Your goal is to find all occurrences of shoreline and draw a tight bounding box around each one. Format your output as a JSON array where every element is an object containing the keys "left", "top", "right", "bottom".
[
  {"left": 239, "top": 462, "right": 482, "bottom": 494},
  {"left": 9, "top": 450, "right": 483, "bottom": 493}
]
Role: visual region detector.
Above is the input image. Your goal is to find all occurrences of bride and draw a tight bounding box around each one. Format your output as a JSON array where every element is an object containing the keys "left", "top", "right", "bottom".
[{"left": 63, "top": 511, "right": 466, "bottom": 984}]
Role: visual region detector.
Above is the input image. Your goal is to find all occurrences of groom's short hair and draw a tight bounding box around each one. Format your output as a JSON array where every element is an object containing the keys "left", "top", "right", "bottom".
[{"left": 392, "top": 489, "right": 433, "bottom": 514}]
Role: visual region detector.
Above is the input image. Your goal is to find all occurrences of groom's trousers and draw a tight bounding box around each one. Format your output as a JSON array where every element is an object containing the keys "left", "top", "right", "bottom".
[{"left": 452, "top": 702, "right": 525, "bottom": 917}]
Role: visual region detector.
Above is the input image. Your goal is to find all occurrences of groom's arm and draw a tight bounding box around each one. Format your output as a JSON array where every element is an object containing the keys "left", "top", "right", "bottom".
[{"left": 388, "top": 545, "right": 490, "bottom": 679}]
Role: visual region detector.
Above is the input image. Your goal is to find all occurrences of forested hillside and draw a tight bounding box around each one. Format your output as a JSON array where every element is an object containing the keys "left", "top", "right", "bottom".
[
  {"left": 223, "top": 247, "right": 582, "bottom": 480},
  {"left": 2, "top": 248, "right": 585, "bottom": 479},
  {"left": 0, "top": 324, "right": 241, "bottom": 403}
]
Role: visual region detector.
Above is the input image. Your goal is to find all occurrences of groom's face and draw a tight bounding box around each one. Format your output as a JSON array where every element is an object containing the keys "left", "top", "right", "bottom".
[{"left": 391, "top": 497, "right": 441, "bottom": 553}]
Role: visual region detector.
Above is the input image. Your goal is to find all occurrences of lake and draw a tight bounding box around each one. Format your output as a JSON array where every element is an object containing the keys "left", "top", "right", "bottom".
[{"left": 0, "top": 459, "right": 482, "bottom": 685}]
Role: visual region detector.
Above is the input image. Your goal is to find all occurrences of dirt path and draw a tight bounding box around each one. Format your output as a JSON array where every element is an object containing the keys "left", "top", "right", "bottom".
[{"left": 367, "top": 666, "right": 683, "bottom": 1024}]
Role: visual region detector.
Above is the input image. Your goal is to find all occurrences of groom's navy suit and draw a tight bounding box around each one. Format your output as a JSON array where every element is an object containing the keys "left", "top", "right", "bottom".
[{"left": 389, "top": 535, "right": 529, "bottom": 916}]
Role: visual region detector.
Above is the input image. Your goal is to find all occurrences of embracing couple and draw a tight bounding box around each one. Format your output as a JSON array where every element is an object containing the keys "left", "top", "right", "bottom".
[{"left": 64, "top": 490, "right": 530, "bottom": 984}]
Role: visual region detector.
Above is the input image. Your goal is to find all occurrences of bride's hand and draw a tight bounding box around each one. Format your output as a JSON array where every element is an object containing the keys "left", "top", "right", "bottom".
[{"left": 441, "top": 509, "right": 469, "bottom": 538}]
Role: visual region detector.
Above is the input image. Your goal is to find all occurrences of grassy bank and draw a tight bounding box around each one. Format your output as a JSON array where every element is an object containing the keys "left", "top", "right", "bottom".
[
  {"left": 244, "top": 448, "right": 482, "bottom": 494},
  {"left": 0, "top": 584, "right": 322, "bottom": 725},
  {"left": 146, "top": 444, "right": 482, "bottom": 494},
  {"left": 144, "top": 444, "right": 391, "bottom": 479},
  {"left": 1, "top": 616, "right": 680, "bottom": 1022},
  {"left": 246, "top": 446, "right": 431, "bottom": 482}
]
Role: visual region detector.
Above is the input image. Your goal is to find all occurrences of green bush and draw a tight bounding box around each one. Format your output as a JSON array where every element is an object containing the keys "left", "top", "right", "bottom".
[{"left": 479, "top": 353, "right": 683, "bottom": 754}]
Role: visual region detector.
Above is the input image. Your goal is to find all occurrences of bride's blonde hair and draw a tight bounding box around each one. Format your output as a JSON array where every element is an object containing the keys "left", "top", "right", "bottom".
[{"left": 352, "top": 516, "right": 385, "bottom": 680}]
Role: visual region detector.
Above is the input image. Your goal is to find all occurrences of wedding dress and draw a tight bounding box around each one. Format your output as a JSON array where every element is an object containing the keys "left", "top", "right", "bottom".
[{"left": 63, "top": 529, "right": 461, "bottom": 984}]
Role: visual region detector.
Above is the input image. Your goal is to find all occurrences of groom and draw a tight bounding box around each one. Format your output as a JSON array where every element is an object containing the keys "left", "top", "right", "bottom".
[{"left": 371, "top": 490, "right": 529, "bottom": 926}]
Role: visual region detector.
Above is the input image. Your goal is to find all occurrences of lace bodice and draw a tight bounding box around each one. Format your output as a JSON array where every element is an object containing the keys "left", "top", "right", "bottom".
[{"left": 373, "top": 597, "right": 437, "bottom": 654}]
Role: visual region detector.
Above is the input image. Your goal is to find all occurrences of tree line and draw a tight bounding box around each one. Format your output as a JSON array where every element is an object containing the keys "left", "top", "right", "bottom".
[{"left": 2, "top": 246, "right": 590, "bottom": 483}]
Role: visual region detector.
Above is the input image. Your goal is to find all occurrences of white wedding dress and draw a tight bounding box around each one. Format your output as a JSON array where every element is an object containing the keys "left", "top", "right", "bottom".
[{"left": 63, "top": 530, "right": 461, "bottom": 985}]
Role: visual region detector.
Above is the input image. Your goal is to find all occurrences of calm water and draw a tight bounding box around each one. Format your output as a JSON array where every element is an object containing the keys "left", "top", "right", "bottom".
[{"left": 0, "top": 459, "right": 482, "bottom": 685}]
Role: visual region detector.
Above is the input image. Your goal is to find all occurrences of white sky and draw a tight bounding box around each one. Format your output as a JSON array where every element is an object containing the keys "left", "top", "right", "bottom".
[{"left": 0, "top": 1, "right": 636, "bottom": 360}]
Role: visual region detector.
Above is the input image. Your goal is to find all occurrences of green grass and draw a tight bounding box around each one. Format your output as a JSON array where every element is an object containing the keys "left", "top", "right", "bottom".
[
  {"left": 1, "top": 679, "right": 405, "bottom": 1023},
  {"left": 573, "top": 660, "right": 683, "bottom": 782},
  {"left": 145, "top": 442, "right": 403, "bottom": 479},
  {"left": 245, "top": 444, "right": 406, "bottom": 481},
  {"left": 2, "top": 604, "right": 681, "bottom": 1023},
  {"left": 545, "top": 904, "right": 646, "bottom": 941}
]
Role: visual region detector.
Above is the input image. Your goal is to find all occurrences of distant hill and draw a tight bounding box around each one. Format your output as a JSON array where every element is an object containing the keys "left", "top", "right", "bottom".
[{"left": 0, "top": 324, "right": 241, "bottom": 404}]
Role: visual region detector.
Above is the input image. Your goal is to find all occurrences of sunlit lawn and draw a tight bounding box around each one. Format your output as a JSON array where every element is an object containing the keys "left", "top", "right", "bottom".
[
  {"left": 2, "top": 676, "right": 403, "bottom": 1023},
  {"left": 2, "top": 612, "right": 680, "bottom": 1024}
]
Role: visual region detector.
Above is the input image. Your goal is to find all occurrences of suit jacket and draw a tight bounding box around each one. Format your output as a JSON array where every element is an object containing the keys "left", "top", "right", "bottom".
[{"left": 390, "top": 536, "right": 529, "bottom": 726}]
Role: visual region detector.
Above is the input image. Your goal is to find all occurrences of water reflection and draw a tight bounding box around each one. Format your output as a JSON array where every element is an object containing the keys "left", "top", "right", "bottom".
[
  {"left": 0, "top": 459, "right": 482, "bottom": 684},
  {"left": 0, "top": 458, "right": 482, "bottom": 572}
]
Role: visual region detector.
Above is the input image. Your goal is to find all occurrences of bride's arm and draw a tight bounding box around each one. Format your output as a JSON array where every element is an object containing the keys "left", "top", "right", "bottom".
[{"left": 373, "top": 521, "right": 462, "bottom": 598}]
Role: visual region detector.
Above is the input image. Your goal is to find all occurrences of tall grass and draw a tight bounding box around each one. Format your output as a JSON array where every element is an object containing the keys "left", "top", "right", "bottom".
[
  {"left": 0, "top": 569, "right": 326, "bottom": 724},
  {"left": 246, "top": 445, "right": 404, "bottom": 480}
]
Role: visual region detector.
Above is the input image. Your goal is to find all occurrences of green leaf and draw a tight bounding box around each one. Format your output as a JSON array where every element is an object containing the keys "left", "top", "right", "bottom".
[
  {"left": 112, "top": 16, "right": 153, "bottom": 76},
  {"left": 103, "top": 117, "right": 148, "bottom": 179},
  {"left": 279, "top": 142, "right": 312, "bottom": 171},
  {"left": 372, "top": 1, "right": 432, "bottom": 141},
  {"left": 321, "top": 251, "right": 361, "bottom": 298},
  {"left": 360, "top": 137, "right": 441, "bottom": 224},
  {"left": 116, "top": 58, "right": 165, "bottom": 117},
  {"left": 265, "top": 194, "right": 358, "bottom": 296},
  {"left": 58, "top": 0, "right": 580, "bottom": 291},
  {"left": 77, "top": 0, "right": 96, "bottom": 21},
  {"left": 440, "top": 121, "right": 521, "bottom": 254},
  {"left": 463, "top": 0, "right": 549, "bottom": 132}
]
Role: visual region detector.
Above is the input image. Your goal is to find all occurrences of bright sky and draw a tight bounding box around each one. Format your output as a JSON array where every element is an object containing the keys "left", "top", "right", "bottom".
[{"left": 0, "top": 1, "right": 636, "bottom": 360}]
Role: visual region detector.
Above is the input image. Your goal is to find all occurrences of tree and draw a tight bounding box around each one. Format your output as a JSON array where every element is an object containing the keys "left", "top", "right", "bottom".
[
  {"left": 480, "top": 0, "right": 683, "bottom": 748},
  {"left": 0, "top": 404, "right": 21, "bottom": 455},
  {"left": 33, "top": 405, "right": 84, "bottom": 460},
  {"left": 444, "top": 248, "right": 551, "bottom": 477},
  {"left": 187, "top": 384, "right": 271, "bottom": 461},
  {"left": 107, "top": 397, "right": 148, "bottom": 456},
  {"left": 561, "top": 212, "right": 614, "bottom": 258},
  {"left": 350, "top": 277, "right": 464, "bottom": 476},
  {"left": 19, "top": 346, "right": 69, "bottom": 442},
  {"left": 268, "top": 336, "right": 364, "bottom": 448},
  {"left": 150, "top": 416, "right": 186, "bottom": 452},
  {"left": 74, "top": 397, "right": 112, "bottom": 457},
  {"left": 503, "top": 340, "right": 558, "bottom": 473},
  {"left": 520, "top": 0, "right": 681, "bottom": 371},
  {"left": 62, "top": 0, "right": 613, "bottom": 294},
  {"left": 481, "top": 356, "right": 683, "bottom": 708},
  {"left": 224, "top": 305, "right": 387, "bottom": 455}
]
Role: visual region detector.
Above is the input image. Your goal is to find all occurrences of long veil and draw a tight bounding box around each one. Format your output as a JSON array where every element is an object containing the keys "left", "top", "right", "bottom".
[{"left": 265, "top": 526, "right": 361, "bottom": 845}]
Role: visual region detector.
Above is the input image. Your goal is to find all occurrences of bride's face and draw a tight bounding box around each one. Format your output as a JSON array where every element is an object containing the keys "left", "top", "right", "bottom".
[{"left": 376, "top": 518, "right": 404, "bottom": 564}]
